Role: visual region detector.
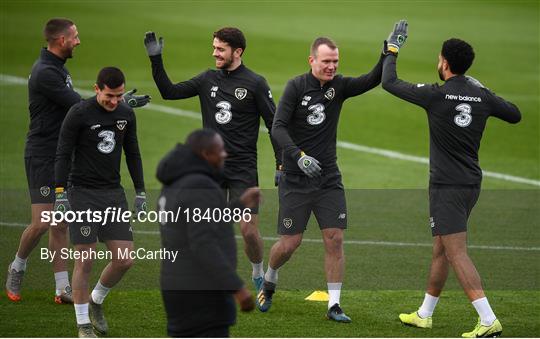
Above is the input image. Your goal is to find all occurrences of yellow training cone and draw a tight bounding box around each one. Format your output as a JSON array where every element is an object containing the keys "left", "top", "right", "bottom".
[{"left": 305, "top": 290, "right": 329, "bottom": 301}]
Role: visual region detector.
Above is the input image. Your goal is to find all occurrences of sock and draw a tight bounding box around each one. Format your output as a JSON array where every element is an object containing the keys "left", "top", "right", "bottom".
[
  {"left": 55, "top": 271, "right": 70, "bottom": 296},
  {"left": 417, "top": 293, "right": 439, "bottom": 318},
  {"left": 91, "top": 281, "right": 111, "bottom": 305},
  {"left": 11, "top": 254, "right": 27, "bottom": 272},
  {"left": 74, "top": 303, "right": 90, "bottom": 325},
  {"left": 264, "top": 265, "right": 278, "bottom": 284},
  {"left": 327, "top": 282, "right": 342, "bottom": 309},
  {"left": 472, "top": 297, "right": 497, "bottom": 326},
  {"left": 251, "top": 261, "right": 264, "bottom": 279}
]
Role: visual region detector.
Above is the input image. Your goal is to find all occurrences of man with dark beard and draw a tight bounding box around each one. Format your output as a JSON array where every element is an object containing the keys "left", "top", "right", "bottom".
[
  {"left": 382, "top": 21, "right": 521, "bottom": 337},
  {"left": 145, "top": 27, "right": 280, "bottom": 294}
]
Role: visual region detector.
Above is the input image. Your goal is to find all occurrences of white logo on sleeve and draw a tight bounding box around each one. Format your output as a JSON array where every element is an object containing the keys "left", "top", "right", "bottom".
[
  {"left": 417, "top": 84, "right": 425, "bottom": 87},
  {"left": 268, "top": 90, "right": 273, "bottom": 99},
  {"left": 66, "top": 75, "right": 73, "bottom": 88},
  {"left": 215, "top": 101, "right": 232, "bottom": 124},
  {"left": 454, "top": 103, "right": 472, "bottom": 127},
  {"left": 307, "top": 103, "right": 326, "bottom": 125}
]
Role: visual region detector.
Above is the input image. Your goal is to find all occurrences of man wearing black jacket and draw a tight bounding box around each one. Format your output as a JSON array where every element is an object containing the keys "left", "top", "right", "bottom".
[
  {"left": 381, "top": 21, "right": 521, "bottom": 338},
  {"left": 55, "top": 67, "right": 147, "bottom": 338},
  {"left": 259, "top": 36, "right": 385, "bottom": 321},
  {"left": 158, "top": 129, "right": 257, "bottom": 337},
  {"left": 144, "top": 27, "right": 279, "bottom": 292}
]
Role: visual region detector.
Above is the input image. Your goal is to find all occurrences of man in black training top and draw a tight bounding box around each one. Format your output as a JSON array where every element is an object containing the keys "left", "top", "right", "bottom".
[
  {"left": 258, "top": 29, "right": 392, "bottom": 322},
  {"left": 381, "top": 20, "right": 521, "bottom": 338},
  {"left": 5, "top": 18, "right": 149, "bottom": 305},
  {"left": 55, "top": 67, "right": 147, "bottom": 338},
  {"left": 144, "top": 27, "right": 280, "bottom": 292},
  {"left": 158, "top": 129, "right": 258, "bottom": 337}
]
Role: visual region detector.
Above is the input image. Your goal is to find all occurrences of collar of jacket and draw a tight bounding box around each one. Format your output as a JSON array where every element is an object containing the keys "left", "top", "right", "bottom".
[
  {"left": 41, "top": 47, "right": 67, "bottom": 66},
  {"left": 220, "top": 62, "right": 245, "bottom": 76},
  {"left": 307, "top": 70, "right": 333, "bottom": 89}
]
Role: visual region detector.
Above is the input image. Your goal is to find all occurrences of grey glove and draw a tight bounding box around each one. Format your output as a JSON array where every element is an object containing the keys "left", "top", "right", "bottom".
[
  {"left": 144, "top": 31, "right": 164, "bottom": 56},
  {"left": 54, "top": 188, "right": 71, "bottom": 213},
  {"left": 134, "top": 191, "right": 147, "bottom": 214},
  {"left": 385, "top": 19, "right": 408, "bottom": 55},
  {"left": 297, "top": 152, "right": 321, "bottom": 178},
  {"left": 123, "top": 89, "right": 151, "bottom": 108}
]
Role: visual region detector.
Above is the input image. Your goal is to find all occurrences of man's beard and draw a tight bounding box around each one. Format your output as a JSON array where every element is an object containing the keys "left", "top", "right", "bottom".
[
  {"left": 216, "top": 56, "right": 233, "bottom": 70},
  {"left": 438, "top": 65, "right": 444, "bottom": 81}
]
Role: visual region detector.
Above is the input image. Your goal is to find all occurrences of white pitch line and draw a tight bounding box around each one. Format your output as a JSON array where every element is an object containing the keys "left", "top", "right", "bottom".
[
  {"left": 2, "top": 73, "right": 539, "bottom": 187},
  {"left": 1, "top": 221, "right": 539, "bottom": 252}
]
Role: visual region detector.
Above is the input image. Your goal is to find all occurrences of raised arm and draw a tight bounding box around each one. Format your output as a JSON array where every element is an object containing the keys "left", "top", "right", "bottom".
[
  {"left": 343, "top": 54, "right": 384, "bottom": 98},
  {"left": 382, "top": 54, "right": 434, "bottom": 109}
]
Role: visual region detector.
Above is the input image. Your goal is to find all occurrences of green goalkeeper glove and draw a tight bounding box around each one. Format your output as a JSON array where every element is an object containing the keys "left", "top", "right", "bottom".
[{"left": 385, "top": 19, "right": 408, "bottom": 55}]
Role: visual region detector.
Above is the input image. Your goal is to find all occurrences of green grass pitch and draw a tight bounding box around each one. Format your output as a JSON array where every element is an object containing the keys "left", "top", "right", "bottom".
[{"left": 0, "top": 1, "right": 538, "bottom": 337}]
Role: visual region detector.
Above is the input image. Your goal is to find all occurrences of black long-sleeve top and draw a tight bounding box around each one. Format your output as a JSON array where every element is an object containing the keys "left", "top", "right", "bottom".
[
  {"left": 25, "top": 48, "right": 82, "bottom": 157},
  {"left": 150, "top": 55, "right": 281, "bottom": 173},
  {"left": 55, "top": 97, "right": 145, "bottom": 191},
  {"left": 382, "top": 54, "right": 521, "bottom": 185},
  {"left": 272, "top": 54, "right": 384, "bottom": 175}
]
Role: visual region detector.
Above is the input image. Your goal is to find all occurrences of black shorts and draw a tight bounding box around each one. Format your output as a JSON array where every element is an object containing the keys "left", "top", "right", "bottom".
[
  {"left": 221, "top": 167, "right": 259, "bottom": 215},
  {"left": 277, "top": 172, "right": 347, "bottom": 235},
  {"left": 429, "top": 184, "right": 481, "bottom": 236},
  {"left": 68, "top": 187, "right": 133, "bottom": 245},
  {"left": 24, "top": 156, "right": 55, "bottom": 204}
]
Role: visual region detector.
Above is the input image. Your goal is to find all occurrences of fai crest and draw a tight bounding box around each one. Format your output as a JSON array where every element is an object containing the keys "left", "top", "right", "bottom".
[
  {"left": 80, "top": 226, "right": 91, "bottom": 237},
  {"left": 235, "top": 88, "right": 247, "bottom": 100},
  {"left": 40, "top": 186, "right": 50, "bottom": 197},
  {"left": 283, "top": 218, "right": 293, "bottom": 229},
  {"left": 324, "top": 87, "right": 335, "bottom": 100},
  {"left": 116, "top": 120, "right": 127, "bottom": 130}
]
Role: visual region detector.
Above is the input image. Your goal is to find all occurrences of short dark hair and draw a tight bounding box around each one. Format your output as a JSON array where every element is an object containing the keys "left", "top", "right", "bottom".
[
  {"left": 185, "top": 128, "right": 219, "bottom": 157},
  {"left": 96, "top": 67, "right": 125, "bottom": 90},
  {"left": 44, "top": 18, "right": 74, "bottom": 42},
  {"left": 213, "top": 27, "right": 246, "bottom": 55},
  {"left": 441, "top": 38, "right": 475, "bottom": 75},
  {"left": 311, "top": 37, "right": 337, "bottom": 57}
]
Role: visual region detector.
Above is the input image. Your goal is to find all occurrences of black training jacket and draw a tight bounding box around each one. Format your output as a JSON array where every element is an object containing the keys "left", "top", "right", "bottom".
[{"left": 382, "top": 54, "right": 521, "bottom": 185}]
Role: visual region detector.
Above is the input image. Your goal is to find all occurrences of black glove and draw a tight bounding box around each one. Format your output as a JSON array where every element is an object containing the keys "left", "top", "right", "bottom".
[
  {"left": 385, "top": 19, "right": 408, "bottom": 55},
  {"left": 123, "top": 89, "right": 151, "bottom": 108},
  {"left": 144, "top": 31, "right": 164, "bottom": 56}
]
